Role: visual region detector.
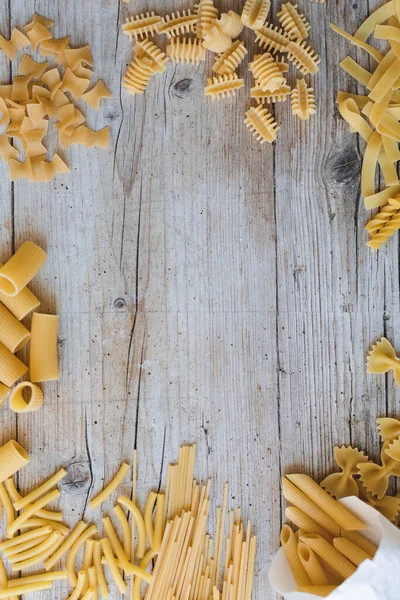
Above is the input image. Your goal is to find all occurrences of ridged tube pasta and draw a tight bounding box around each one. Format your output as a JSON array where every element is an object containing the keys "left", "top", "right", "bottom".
[
  {"left": 217, "top": 11, "right": 243, "bottom": 38},
  {"left": 30, "top": 313, "right": 59, "bottom": 382},
  {"left": 9, "top": 382, "right": 44, "bottom": 413},
  {"left": 241, "top": 0, "right": 270, "bottom": 30},
  {"left": 11, "top": 531, "right": 63, "bottom": 571},
  {"left": 332, "top": 537, "right": 373, "bottom": 566},
  {"left": 244, "top": 105, "right": 280, "bottom": 144},
  {"left": 0, "top": 302, "right": 30, "bottom": 352},
  {"left": 0, "top": 383, "right": 10, "bottom": 407},
  {"left": 0, "top": 342, "right": 28, "bottom": 387},
  {"left": 299, "top": 534, "right": 357, "bottom": 580},
  {"left": 0, "top": 526, "right": 52, "bottom": 552},
  {"left": 0, "top": 440, "right": 30, "bottom": 483},
  {"left": 297, "top": 542, "right": 330, "bottom": 586},
  {"left": 144, "top": 491, "right": 157, "bottom": 549},
  {"left": 0, "top": 241, "right": 46, "bottom": 297},
  {"left": 280, "top": 525, "right": 311, "bottom": 586},
  {"left": 213, "top": 40, "right": 247, "bottom": 75},
  {"left": 89, "top": 462, "right": 130, "bottom": 510}
]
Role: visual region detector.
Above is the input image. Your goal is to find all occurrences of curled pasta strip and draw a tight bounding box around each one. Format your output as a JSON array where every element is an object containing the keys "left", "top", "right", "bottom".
[
  {"left": 167, "top": 38, "right": 206, "bottom": 65},
  {"left": 320, "top": 446, "right": 368, "bottom": 499},
  {"left": 287, "top": 40, "right": 320, "bottom": 75},
  {"left": 122, "top": 12, "right": 162, "bottom": 40},
  {"left": 195, "top": 0, "right": 219, "bottom": 40},
  {"left": 202, "top": 25, "right": 232, "bottom": 53},
  {"left": 278, "top": 3, "right": 310, "bottom": 42},
  {"left": 213, "top": 40, "right": 247, "bottom": 75},
  {"left": 366, "top": 197, "right": 400, "bottom": 249},
  {"left": 204, "top": 73, "right": 244, "bottom": 100},
  {"left": 255, "top": 24, "right": 290, "bottom": 54},
  {"left": 244, "top": 105, "right": 279, "bottom": 143},
  {"left": 217, "top": 11, "right": 243, "bottom": 38},
  {"left": 377, "top": 417, "right": 400, "bottom": 442},
  {"left": 157, "top": 11, "right": 197, "bottom": 38},
  {"left": 331, "top": 23, "right": 383, "bottom": 63},
  {"left": 367, "top": 336, "right": 400, "bottom": 385},
  {"left": 241, "top": 0, "right": 271, "bottom": 30},
  {"left": 357, "top": 442, "right": 400, "bottom": 499},
  {"left": 249, "top": 53, "right": 286, "bottom": 93},
  {"left": 251, "top": 84, "right": 291, "bottom": 103},
  {"left": 291, "top": 78, "right": 316, "bottom": 120}
]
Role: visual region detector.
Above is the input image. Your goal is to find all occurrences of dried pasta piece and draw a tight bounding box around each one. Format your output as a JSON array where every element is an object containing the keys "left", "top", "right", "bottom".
[
  {"left": 0, "top": 383, "right": 10, "bottom": 408},
  {"left": 20, "top": 117, "right": 48, "bottom": 157},
  {"left": 357, "top": 442, "right": 400, "bottom": 499},
  {"left": 0, "top": 133, "right": 18, "bottom": 162},
  {"left": 122, "top": 55, "right": 160, "bottom": 95},
  {"left": 202, "top": 25, "right": 232, "bottom": 53},
  {"left": 167, "top": 37, "right": 206, "bottom": 65},
  {"left": 320, "top": 446, "right": 368, "bottom": 499},
  {"left": 366, "top": 197, "right": 400, "bottom": 249},
  {"left": 251, "top": 84, "right": 291, "bottom": 103},
  {"left": 217, "top": 11, "right": 243, "bottom": 38},
  {"left": 299, "top": 534, "right": 356, "bottom": 580},
  {"left": 41, "top": 68, "right": 63, "bottom": 98},
  {"left": 90, "top": 463, "right": 130, "bottom": 510},
  {"left": 196, "top": 0, "right": 219, "bottom": 39},
  {"left": 0, "top": 29, "right": 30, "bottom": 61},
  {"left": 358, "top": 482, "right": 400, "bottom": 523},
  {"left": 278, "top": 3, "right": 310, "bottom": 42},
  {"left": 39, "top": 36, "right": 70, "bottom": 59},
  {"left": 136, "top": 39, "right": 169, "bottom": 69},
  {"left": 365, "top": 184, "right": 400, "bottom": 210},
  {"left": 64, "top": 46, "right": 94, "bottom": 71},
  {"left": 55, "top": 104, "right": 81, "bottom": 133},
  {"left": 249, "top": 53, "right": 286, "bottom": 93},
  {"left": 255, "top": 24, "right": 290, "bottom": 54},
  {"left": 157, "top": 11, "right": 197, "bottom": 38},
  {"left": 367, "top": 337, "right": 400, "bottom": 386},
  {"left": 280, "top": 525, "right": 311, "bottom": 586},
  {"left": 287, "top": 40, "right": 320, "bottom": 75},
  {"left": 332, "top": 538, "right": 373, "bottom": 566},
  {"left": 354, "top": 2, "right": 397, "bottom": 42},
  {"left": 297, "top": 543, "right": 330, "bottom": 586},
  {"left": 8, "top": 158, "right": 34, "bottom": 182},
  {"left": 0, "top": 98, "right": 10, "bottom": 126},
  {"left": 369, "top": 58, "right": 400, "bottom": 104},
  {"left": 80, "top": 81, "right": 112, "bottom": 110},
  {"left": 241, "top": 0, "right": 270, "bottom": 30},
  {"left": 18, "top": 55, "right": 48, "bottom": 78},
  {"left": 244, "top": 105, "right": 279, "bottom": 143},
  {"left": 0, "top": 440, "right": 30, "bottom": 483},
  {"left": 61, "top": 68, "right": 90, "bottom": 99},
  {"left": 291, "top": 78, "right": 316, "bottom": 120},
  {"left": 213, "top": 40, "right": 247, "bottom": 75},
  {"left": 11, "top": 76, "right": 31, "bottom": 102},
  {"left": 377, "top": 417, "right": 400, "bottom": 442},
  {"left": 331, "top": 23, "right": 383, "bottom": 63},
  {"left": 204, "top": 73, "right": 244, "bottom": 100},
  {"left": 30, "top": 313, "right": 59, "bottom": 382},
  {"left": 24, "top": 21, "right": 52, "bottom": 51},
  {"left": 122, "top": 13, "right": 162, "bottom": 41}
]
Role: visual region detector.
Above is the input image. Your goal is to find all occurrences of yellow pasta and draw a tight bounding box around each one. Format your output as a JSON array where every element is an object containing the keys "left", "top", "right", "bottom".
[
  {"left": 18, "top": 55, "right": 48, "bottom": 78},
  {"left": 204, "top": 74, "right": 244, "bottom": 100},
  {"left": 202, "top": 26, "right": 232, "bottom": 54},
  {"left": 358, "top": 441, "right": 400, "bottom": 499},
  {"left": 280, "top": 525, "right": 311, "bottom": 586},
  {"left": 122, "top": 13, "right": 162, "bottom": 40},
  {"left": 0, "top": 29, "right": 30, "bottom": 61},
  {"left": 0, "top": 241, "right": 46, "bottom": 297},
  {"left": 0, "top": 582, "right": 52, "bottom": 598},
  {"left": 39, "top": 36, "right": 70, "bottom": 58},
  {"left": 64, "top": 46, "right": 94, "bottom": 71},
  {"left": 249, "top": 53, "right": 286, "bottom": 92},
  {"left": 251, "top": 85, "right": 291, "bottom": 104},
  {"left": 320, "top": 446, "right": 368, "bottom": 499},
  {"left": 66, "top": 524, "right": 97, "bottom": 585},
  {"left": 101, "top": 537, "right": 127, "bottom": 594},
  {"left": 144, "top": 491, "right": 157, "bottom": 549},
  {"left": 359, "top": 484, "right": 400, "bottom": 523},
  {"left": 117, "top": 495, "right": 146, "bottom": 559},
  {"left": 59, "top": 126, "right": 110, "bottom": 149},
  {"left": 331, "top": 23, "right": 383, "bottom": 62},
  {"left": 244, "top": 105, "right": 280, "bottom": 144},
  {"left": 299, "top": 534, "right": 357, "bottom": 580},
  {"left": 167, "top": 38, "right": 206, "bottom": 65},
  {"left": 213, "top": 40, "right": 247, "bottom": 75},
  {"left": 285, "top": 474, "right": 366, "bottom": 531},
  {"left": 286, "top": 40, "right": 320, "bottom": 75},
  {"left": 93, "top": 540, "right": 109, "bottom": 599},
  {"left": 9, "top": 382, "right": 44, "bottom": 413},
  {"left": 0, "top": 482, "right": 15, "bottom": 538},
  {"left": 7, "top": 489, "right": 60, "bottom": 537},
  {"left": 29, "top": 313, "right": 59, "bottom": 383},
  {"left": 102, "top": 516, "right": 132, "bottom": 573},
  {"left": 195, "top": 0, "right": 219, "bottom": 40},
  {"left": 0, "top": 383, "right": 10, "bottom": 408},
  {"left": 24, "top": 21, "right": 52, "bottom": 50},
  {"left": 81, "top": 81, "right": 112, "bottom": 110},
  {"left": 255, "top": 24, "right": 290, "bottom": 54},
  {"left": 291, "top": 78, "right": 316, "bottom": 121},
  {"left": 0, "top": 133, "right": 19, "bottom": 162},
  {"left": 377, "top": 416, "right": 400, "bottom": 441},
  {"left": 14, "top": 468, "right": 66, "bottom": 511},
  {"left": 217, "top": 11, "right": 243, "bottom": 38},
  {"left": 61, "top": 68, "right": 90, "bottom": 99},
  {"left": 278, "top": 3, "right": 310, "bottom": 42},
  {"left": 157, "top": 11, "right": 197, "bottom": 38},
  {"left": 89, "top": 462, "right": 130, "bottom": 510},
  {"left": 11, "top": 531, "right": 63, "bottom": 571},
  {"left": 8, "top": 530, "right": 60, "bottom": 564},
  {"left": 67, "top": 570, "right": 86, "bottom": 600},
  {"left": 0, "top": 343, "right": 28, "bottom": 388},
  {"left": 241, "top": 0, "right": 270, "bottom": 30},
  {"left": 285, "top": 507, "right": 333, "bottom": 543},
  {"left": 0, "top": 302, "right": 30, "bottom": 352},
  {"left": 4, "top": 536, "right": 48, "bottom": 557},
  {"left": 44, "top": 520, "right": 88, "bottom": 571},
  {"left": 297, "top": 542, "right": 329, "bottom": 586},
  {"left": 332, "top": 537, "right": 373, "bottom": 566},
  {"left": 0, "top": 525, "right": 52, "bottom": 551},
  {"left": 113, "top": 504, "right": 132, "bottom": 560},
  {"left": 5, "top": 478, "right": 63, "bottom": 523},
  {"left": 367, "top": 337, "right": 400, "bottom": 386},
  {"left": 19, "top": 518, "right": 69, "bottom": 533}
]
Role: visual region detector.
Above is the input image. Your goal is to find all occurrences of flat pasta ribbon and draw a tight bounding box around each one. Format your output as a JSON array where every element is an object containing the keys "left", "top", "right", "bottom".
[
  {"left": 367, "top": 337, "right": 400, "bottom": 387},
  {"left": 357, "top": 442, "right": 400, "bottom": 499},
  {"left": 377, "top": 417, "right": 400, "bottom": 441},
  {"left": 320, "top": 446, "right": 368, "bottom": 499}
]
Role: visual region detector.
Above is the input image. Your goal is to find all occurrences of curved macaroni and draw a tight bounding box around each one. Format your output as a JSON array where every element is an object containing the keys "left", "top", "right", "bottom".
[
  {"left": 204, "top": 73, "right": 244, "bottom": 100},
  {"left": 244, "top": 105, "right": 279, "bottom": 143},
  {"left": 0, "top": 383, "right": 10, "bottom": 408},
  {"left": 278, "top": 3, "right": 310, "bottom": 41},
  {"left": 44, "top": 520, "right": 88, "bottom": 571},
  {"left": 213, "top": 40, "right": 247, "bottom": 75},
  {"left": 241, "top": 0, "right": 270, "bottom": 30},
  {"left": 280, "top": 525, "right": 311, "bottom": 586},
  {"left": 89, "top": 462, "right": 130, "bottom": 510},
  {"left": 291, "top": 78, "right": 316, "bottom": 120},
  {"left": 0, "top": 29, "right": 30, "bottom": 61}
]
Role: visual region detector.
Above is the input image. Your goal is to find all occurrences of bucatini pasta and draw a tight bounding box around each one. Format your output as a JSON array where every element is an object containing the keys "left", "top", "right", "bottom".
[{"left": 29, "top": 313, "right": 59, "bottom": 382}]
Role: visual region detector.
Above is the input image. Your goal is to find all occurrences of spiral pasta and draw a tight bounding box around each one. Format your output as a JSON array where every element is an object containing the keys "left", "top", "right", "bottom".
[
  {"left": 213, "top": 40, "right": 247, "bottom": 75},
  {"left": 241, "top": 0, "right": 270, "bottom": 30},
  {"left": 291, "top": 78, "right": 316, "bottom": 120},
  {"left": 278, "top": 3, "right": 310, "bottom": 42},
  {"left": 244, "top": 105, "right": 279, "bottom": 143}
]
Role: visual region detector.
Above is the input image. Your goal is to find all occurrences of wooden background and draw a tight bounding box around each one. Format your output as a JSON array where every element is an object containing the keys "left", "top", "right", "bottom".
[{"left": 0, "top": 0, "right": 397, "bottom": 598}]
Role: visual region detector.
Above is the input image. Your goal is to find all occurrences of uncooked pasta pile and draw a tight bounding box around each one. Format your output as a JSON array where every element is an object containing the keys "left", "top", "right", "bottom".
[
  {"left": 0, "top": 443, "right": 256, "bottom": 600},
  {"left": 121, "top": 1, "right": 323, "bottom": 144}
]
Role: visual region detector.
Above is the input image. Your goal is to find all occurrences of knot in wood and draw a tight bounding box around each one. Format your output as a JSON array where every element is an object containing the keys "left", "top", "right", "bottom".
[
  {"left": 172, "top": 78, "right": 194, "bottom": 97},
  {"left": 114, "top": 297, "right": 127, "bottom": 310},
  {"left": 61, "top": 460, "right": 92, "bottom": 495},
  {"left": 325, "top": 145, "right": 361, "bottom": 185}
]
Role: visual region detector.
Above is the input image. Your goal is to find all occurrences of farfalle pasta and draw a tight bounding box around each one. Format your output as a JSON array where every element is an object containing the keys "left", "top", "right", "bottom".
[
  {"left": 367, "top": 337, "right": 400, "bottom": 387},
  {"left": 357, "top": 443, "right": 400, "bottom": 499},
  {"left": 377, "top": 417, "right": 400, "bottom": 442},
  {"left": 320, "top": 446, "right": 368, "bottom": 500}
]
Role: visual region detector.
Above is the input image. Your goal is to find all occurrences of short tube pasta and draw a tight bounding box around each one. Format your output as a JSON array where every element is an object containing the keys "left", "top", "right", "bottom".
[
  {"left": 101, "top": 537, "right": 127, "bottom": 594},
  {"left": 333, "top": 537, "right": 374, "bottom": 566},
  {"left": 280, "top": 525, "right": 311, "bottom": 586},
  {"left": 14, "top": 468, "right": 67, "bottom": 511},
  {"left": 9, "top": 382, "right": 44, "bottom": 413},
  {"left": 29, "top": 313, "right": 59, "bottom": 382},
  {"left": 299, "top": 534, "right": 357, "bottom": 580},
  {"left": 297, "top": 542, "right": 330, "bottom": 586},
  {"left": 0, "top": 342, "right": 28, "bottom": 387},
  {"left": 44, "top": 520, "right": 88, "bottom": 571},
  {"left": 89, "top": 462, "right": 130, "bottom": 510},
  {"left": 0, "top": 302, "right": 30, "bottom": 352},
  {"left": 0, "top": 440, "right": 30, "bottom": 483},
  {"left": 0, "top": 241, "right": 46, "bottom": 297},
  {"left": 0, "top": 383, "right": 10, "bottom": 408}
]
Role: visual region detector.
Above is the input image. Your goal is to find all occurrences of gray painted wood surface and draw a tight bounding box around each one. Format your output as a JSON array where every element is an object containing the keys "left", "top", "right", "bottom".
[{"left": 0, "top": 0, "right": 396, "bottom": 598}]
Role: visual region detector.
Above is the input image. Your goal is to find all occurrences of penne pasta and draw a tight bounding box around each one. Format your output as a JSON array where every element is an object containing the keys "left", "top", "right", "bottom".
[
  {"left": 285, "top": 474, "right": 366, "bottom": 531},
  {"left": 14, "top": 468, "right": 67, "bottom": 511},
  {"left": 341, "top": 530, "right": 378, "bottom": 557},
  {"left": 299, "top": 534, "right": 357, "bottom": 580},
  {"left": 9, "top": 381, "right": 44, "bottom": 413},
  {"left": 297, "top": 542, "right": 330, "bottom": 586},
  {"left": 0, "top": 383, "right": 10, "bottom": 407},
  {"left": 333, "top": 537, "right": 374, "bottom": 566},
  {"left": 44, "top": 520, "right": 88, "bottom": 571},
  {"left": 0, "top": 302, "right": 30, "bottom": 352},
  {"left": 0, "top": 241, "right": 46, "bottom": 296},
  {"left": 30, "top": 313, "right": 59, "bottom": 382},
  {"left": 280, "top": 525, "right": 311, "bottom": 586},
  {"left": 285, "top": 507, "right": 333, "bottom": 543},
  {"left": 101, "top": 537, "right": 127, "bottom": 594},
  {"left": 89, "top": 462, "right": 130, "bottom": 510},
  {"left": 0, "top": 440, "right": 30, "bottom": 483},
  {"left": 0, "top": 342, "right": 28, "bottom": 388}
]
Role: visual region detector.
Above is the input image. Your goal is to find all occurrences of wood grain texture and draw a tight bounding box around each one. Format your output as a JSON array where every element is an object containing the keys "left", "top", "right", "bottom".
[{"left": 0, "top": 0, "right": 398, "bottom": 598}]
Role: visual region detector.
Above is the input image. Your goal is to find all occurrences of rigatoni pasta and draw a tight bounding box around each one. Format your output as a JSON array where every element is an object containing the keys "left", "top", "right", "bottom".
[
  {"left": 0, "top": 342, "right": 28, "bottom": 388},
  {"left": 9, "top": 382, "right": 44, "bottom": 413},
  {"left": 0, "top": 440, "right": 30, "bottom": 483},
  {"left": 0, "top": 302, "right": 30, "bottom": 352},
  {"left": 0, "top": 241, "right": 46, "bottom": 297},
  {"left": 29, "top": 313, "right": 59, "bottom": 382}
]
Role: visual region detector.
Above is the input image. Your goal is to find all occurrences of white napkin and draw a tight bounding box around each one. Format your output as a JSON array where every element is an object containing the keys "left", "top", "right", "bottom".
[{"left": 268, "top": 496, "right": 400, "bottom": 599}]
